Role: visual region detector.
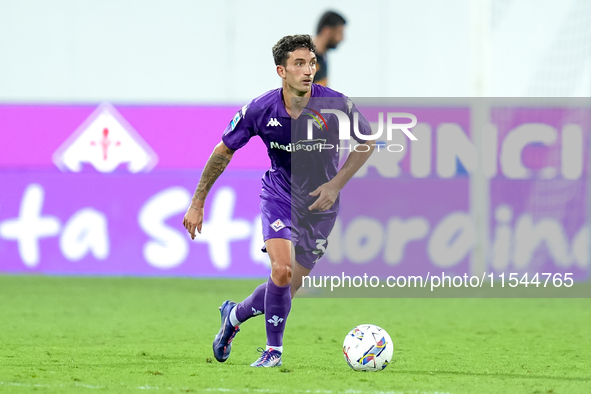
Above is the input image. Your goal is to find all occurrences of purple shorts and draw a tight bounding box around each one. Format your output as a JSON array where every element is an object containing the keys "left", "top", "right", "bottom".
[{"left": 260, "top": 197, "right": 337, "bottom": 270}]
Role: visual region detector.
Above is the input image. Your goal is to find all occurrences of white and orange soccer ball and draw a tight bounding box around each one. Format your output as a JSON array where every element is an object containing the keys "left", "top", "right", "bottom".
[{"left": 343, "top": 324, "right": 393, "bottom": 371}]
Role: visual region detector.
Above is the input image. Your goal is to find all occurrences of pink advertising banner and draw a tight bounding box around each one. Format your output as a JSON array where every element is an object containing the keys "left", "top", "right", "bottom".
[
  {"left": 0, "top": 102, "right": 589, "bottom": 282},
  {"left": 0, "top": 104, "right": 270, "bottom": 170}
]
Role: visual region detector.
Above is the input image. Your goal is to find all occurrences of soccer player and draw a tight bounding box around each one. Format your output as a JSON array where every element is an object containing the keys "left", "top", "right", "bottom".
[
  {"left": 313, "top": 11, "right": 346, "bottom": 86},
  {"left": 182, "top": 34, "right": 373, "bottom": 367}
]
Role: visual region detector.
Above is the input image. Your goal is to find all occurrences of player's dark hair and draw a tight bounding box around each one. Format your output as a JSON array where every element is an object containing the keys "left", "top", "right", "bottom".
[
  {"left": 273, "top": 35, "right": 316, "bottom": 66},
  {"left": 316, "top": 11, "right": 347, "bottom": 35}
]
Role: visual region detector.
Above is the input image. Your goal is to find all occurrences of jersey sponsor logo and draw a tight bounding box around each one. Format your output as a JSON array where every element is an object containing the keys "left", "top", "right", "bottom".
[
  {"left": 269, "top": 139, "right": 327, "bottom": 153},
  {"left": 52, "top": 102, "right": 158, "bottom": 173},
  {"left": 271, "top": 219, "right": 286, "bottom": 232},
  {"left": 267, "top": 118, "right": 282, "bottom": 127}
]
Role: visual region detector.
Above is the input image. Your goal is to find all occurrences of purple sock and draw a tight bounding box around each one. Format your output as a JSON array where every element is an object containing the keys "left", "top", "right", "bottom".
[
  {"left": 264, "top": 276, "right": 291, "bottom": 348},
  {"left": 234, "top": 282, "right": 266, "bottom": 322}
]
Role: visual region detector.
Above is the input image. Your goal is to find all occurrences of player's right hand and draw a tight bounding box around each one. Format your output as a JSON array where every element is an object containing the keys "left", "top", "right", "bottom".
[{"left": 183, "top": 206, "right": 204, "bottom": 240}]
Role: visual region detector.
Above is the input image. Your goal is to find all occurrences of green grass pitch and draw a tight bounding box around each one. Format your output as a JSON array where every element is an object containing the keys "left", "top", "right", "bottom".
[{"left": 0, "top": 275, "right": 589, "bottom": 393}]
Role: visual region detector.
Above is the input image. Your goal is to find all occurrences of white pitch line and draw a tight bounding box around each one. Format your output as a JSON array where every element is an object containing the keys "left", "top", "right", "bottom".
[
  {"left": 1, "top": 382, "right": 453, "bottom": 394},
  {"left": 0, "top": 382, "right": 106, "bottom": 390},
  {"left": 203, "top": 388, "right": 452, "bottom": 394}
]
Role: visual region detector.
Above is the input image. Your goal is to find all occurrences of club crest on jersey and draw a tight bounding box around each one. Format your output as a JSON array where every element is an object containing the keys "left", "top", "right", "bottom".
[
  {"left": 271, "top": 219, "right": 286, "bottom": 232},
  {"left": 267, "top": 118, "right": 282, "bottom": 127}
]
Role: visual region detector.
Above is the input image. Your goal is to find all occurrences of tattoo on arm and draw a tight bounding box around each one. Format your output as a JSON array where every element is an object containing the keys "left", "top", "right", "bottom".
[{"left": 192, "top": 150, "right": 232, "bottom": 205}]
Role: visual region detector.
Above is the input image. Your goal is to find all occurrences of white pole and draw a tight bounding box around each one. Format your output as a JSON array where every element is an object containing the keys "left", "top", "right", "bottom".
[{"left": 469, "top": 0, "right": 492, "bottom": 277}]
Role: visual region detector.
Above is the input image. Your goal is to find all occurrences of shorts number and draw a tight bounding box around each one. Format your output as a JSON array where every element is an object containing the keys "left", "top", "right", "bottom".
[{"left": 313, "top": 239, "right": 327, "bottom": 255}]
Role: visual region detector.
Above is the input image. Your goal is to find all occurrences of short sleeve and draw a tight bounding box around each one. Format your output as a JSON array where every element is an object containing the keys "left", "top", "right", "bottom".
[
  {"left": 345, "top": 98, "right": 373, "bottom": 143},
  {"left": 221, "top": 104, "right": 256, "bottom": 151}
]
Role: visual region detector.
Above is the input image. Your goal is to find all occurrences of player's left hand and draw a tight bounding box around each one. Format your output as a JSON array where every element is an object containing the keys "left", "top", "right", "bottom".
[{"left": 308, "top": 182, "right": 340, "bottom": 211}]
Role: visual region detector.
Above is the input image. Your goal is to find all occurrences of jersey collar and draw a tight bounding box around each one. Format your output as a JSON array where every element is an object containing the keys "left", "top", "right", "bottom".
[{"left": 276, "top": 85, "right": 318, "bottom": 118}]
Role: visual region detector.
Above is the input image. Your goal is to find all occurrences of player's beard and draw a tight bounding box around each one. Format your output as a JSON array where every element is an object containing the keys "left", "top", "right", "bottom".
[
  {"left": 327, "top": 38, "right": 339, "bottom": 50},
  {"left": 298, "top": 79, "right": 313, "bottom": 93},
  {"left": 286, "top": 81, "right": 309, "bottom": 96}
]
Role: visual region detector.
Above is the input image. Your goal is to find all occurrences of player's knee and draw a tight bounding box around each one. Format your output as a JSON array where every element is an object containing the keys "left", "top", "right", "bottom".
[{"left": 270, "top": 261, "right": 291, "bottom": 287}]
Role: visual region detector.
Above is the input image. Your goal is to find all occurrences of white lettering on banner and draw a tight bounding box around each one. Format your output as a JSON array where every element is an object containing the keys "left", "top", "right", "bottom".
[
  {"left": 410, "top": 124, "right": 432, "bottom": 178},
  {"left": 491, "top": 206, "right": 589, "bottom": 270},
  {"left": 383, "top": 217, "right": 430, "bottom": 265},
  {"left": 514, "top": 215, "right": 570, "bottom": 269},
  {"left": 138, "top": 187, "right": 190, "bottom": 269},
  {"left": 0, "top": 184, "right": 587, "bottom": 272},
  {"left": 572, "top": 226, "right": 590, "bottom": 269},
  {"left": 427, "top": 213, "right": 476, "bottom": 267},
  {"left": 324, "top": 210, "right": 589, "bottom": 270},
  {"left": 60, "top": 208, "right": 109, "bottom": 261},
  {"left": 343, "top": 217, "right": 384, "bottom": 264},
  {"left": 349, "top": 122, "right": 584, "bottom": 179},
  {"left": 191, "top": 187, "right": 250, "bottom": 270},
  {"left": 491, "top": 205, "right": 512, "bottom": 271},
  {"left": 437, "top": 124, "right": 478, "bottom": 178},
  {"left": 0, "top": 184, "right": 61, "bottom": 267},
  {"left": 501, "top": 124, "right": 557, "bottom": 179},
  {"left": 562, "top": 125, "right": 583, "bottom": 180}
]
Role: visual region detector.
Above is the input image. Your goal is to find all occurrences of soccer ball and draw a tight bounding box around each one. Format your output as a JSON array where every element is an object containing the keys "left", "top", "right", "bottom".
[{"left": 342, "top": 324, "right": 393, "bottom": 371}]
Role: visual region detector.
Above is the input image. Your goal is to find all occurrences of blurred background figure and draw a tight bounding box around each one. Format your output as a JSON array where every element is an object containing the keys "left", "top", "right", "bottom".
[{"left": 313, "top": 10, "right": 346, "bottom": 86}]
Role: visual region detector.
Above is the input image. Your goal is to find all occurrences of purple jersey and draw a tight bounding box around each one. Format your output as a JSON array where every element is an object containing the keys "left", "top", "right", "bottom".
[{"left": 222, "top": 84, "right": 372, "bottom": 213}]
